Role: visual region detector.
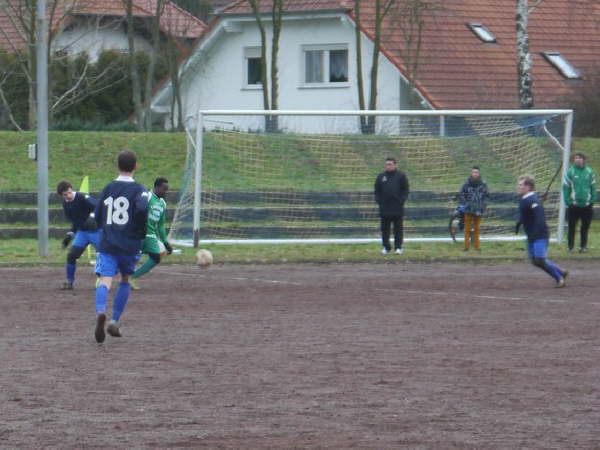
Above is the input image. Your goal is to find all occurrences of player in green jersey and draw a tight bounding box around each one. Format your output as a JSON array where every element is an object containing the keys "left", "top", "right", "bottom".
[{"left": 130, "top": 177, "right": 172, "bottom": 289}]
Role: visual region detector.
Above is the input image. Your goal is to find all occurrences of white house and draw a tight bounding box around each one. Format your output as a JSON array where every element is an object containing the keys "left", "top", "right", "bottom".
[
  {"left": 150, "top": 0, "right": 428, "bottom": 133},
  {"left": 150, "top": 0, "right": 600, "bottom": 133}
]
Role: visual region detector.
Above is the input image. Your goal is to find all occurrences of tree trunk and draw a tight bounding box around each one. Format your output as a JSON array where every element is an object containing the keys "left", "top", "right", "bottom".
[
  {"left": 354, "top": 0, "right": 368, "bottom": 132},
  {"left": 144, "top": 0, "right": 164, "bottom": 131},
  {"left": 516, "top": 0, "right": 534, "bottom": 108},
  {"left": 268, "top": 0, "right": 283, "bottom": 132},
  {"left": 124, "top": 0, "right": 144, "bottom": 131},
  {"left": 249, "top": 0, "right": 272, "bottom": 132},
  {"left": 366, "top": 0, "right": 383, "bottom": 134}
]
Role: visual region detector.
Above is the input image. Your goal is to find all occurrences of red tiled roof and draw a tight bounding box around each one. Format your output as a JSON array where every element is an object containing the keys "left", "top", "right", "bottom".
[
  {"left": 0, "top": 0, "right": 205, "bottom": 51},
  {"left": 218, "top": 0, "right": 600, "bottom": 109}
]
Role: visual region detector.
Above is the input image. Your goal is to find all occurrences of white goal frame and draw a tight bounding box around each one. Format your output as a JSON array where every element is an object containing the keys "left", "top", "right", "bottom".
[{"left": 185, "top": 109, "right": 573, "bottom": 247}]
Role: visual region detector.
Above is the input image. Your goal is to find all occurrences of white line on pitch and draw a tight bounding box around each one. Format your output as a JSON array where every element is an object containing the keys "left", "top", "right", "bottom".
[
  {"left": 375, "top": 288, "right": 567, "bottom": 303},
  {"left": 163, "top": 269, "right": 303, "bottom": 285}
]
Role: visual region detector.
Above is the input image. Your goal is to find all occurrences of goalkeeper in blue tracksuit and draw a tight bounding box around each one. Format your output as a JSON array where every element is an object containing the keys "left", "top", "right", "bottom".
[
  {"left": 516, "top": 175, "right": 568, "bottom": 288},
  {"left": 57, "top": 180, "right": 101, "bottom": 290}
]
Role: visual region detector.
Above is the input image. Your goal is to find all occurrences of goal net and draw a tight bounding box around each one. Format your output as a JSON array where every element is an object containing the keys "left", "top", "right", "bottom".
[{"left": 169, "top": 110, "right": 572, "bottom": 246}]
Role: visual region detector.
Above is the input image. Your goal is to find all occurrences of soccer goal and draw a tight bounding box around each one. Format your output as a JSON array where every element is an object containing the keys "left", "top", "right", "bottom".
[{"left": 169, "top": 109, "right": 573, "bottom": 247}]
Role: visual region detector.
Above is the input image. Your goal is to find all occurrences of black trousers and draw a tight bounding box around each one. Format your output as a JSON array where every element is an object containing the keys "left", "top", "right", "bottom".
[
  {"left": 567, "top": 205, "right": 593, "bottom": 250},
  {"left": 380, "top": 216, "right": 404, "bottom": 250}
]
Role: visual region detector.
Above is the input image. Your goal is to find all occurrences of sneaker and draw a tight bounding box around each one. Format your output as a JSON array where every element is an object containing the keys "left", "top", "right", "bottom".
[
  {"left": 463, "top": 248, "right": 469, "bottom": 252},
  {"left": 60, "top": 281, "right": 74, "bottom": 290},
  {"left": 556, "top": 278, "right": 566, "bottom": 288},
  {"left": 567, "top": 248, "right": 574, "bottom": 253},
  {"left": 95, "top": 313, "right": 106, "bottom": 343},
  {"left": 129, "top": 278, "right": 140, "bottom": 290},
  {"left": 107, "top": 321, "right": 122, "bottom": 338},
  {"left": 394, "top": 248, "right": 404, "bottom": 255},
  {"left": 579, "top": 248, "right": 588, "bottom": 253},
  {"left": 381, "top": 248, "right": 390, "bottom": 255}
]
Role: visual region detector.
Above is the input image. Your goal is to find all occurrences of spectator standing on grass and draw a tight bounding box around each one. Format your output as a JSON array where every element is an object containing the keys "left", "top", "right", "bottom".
[
  {"left": 374, "top": 157, "right": 409, "bottom": 255},
  {"left": 516, "top": 175, "right": 568, "bottom": 288},
  {"left": 459, "top": 166, "right": 489, "bottom": 252},
  {"left": 562, "top": 152, "right": 597, "bottom": 253},
  {"left": 57, "top": 180, "right": 101, "bottom": 290}
]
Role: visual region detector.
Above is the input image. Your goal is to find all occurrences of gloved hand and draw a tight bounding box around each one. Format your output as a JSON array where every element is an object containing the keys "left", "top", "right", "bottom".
[
  {"left": 164, "top": 242, "right": 173, "bottom": 255},
  {"left": 515, "top": 222, "right": 521, "bottom": 235},
  {"left": 62, "top": 231, "right": 75, "bottom": 248}
]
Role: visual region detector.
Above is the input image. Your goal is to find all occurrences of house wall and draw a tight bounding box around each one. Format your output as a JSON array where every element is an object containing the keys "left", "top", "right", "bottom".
[
  {"left": 53, "top": 17, "right": 152, "bottom": 61},
  {"left": 167, "top": 15, "right": 415, "bottom": 133}
]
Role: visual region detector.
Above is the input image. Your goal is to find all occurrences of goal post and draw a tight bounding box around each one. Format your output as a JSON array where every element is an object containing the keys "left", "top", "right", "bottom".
[{"left": 170, "top": 109, "right": 573, "bottom": 247}]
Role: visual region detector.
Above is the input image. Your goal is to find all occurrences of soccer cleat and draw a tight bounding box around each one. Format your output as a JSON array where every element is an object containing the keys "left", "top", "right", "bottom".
[
  {"left": 556, "top": 278, "right": 566, "bottom": 288},
  {"left": 579, "top": 247, "right": 588, "bottom": 253},
  {"left": 107, "top": 321, "right": 122, "bottom": 338},
  {"left": 562, "top": 270, "right": 569, "bottom": 280},
  {"left": 381, "top": 248, "right": 390, "bottom": 255},
  {"left": 394, "top": 248, "right": 404, "bottom": 255},
  {"left": 60, "top": 281, "right": 74, "bottom": 290},
  {"left": 95, "top": 313, "right": 106, "bottom": 343},
  {"left": 129, "top": 278, "right": 140, "bottom": 290}
]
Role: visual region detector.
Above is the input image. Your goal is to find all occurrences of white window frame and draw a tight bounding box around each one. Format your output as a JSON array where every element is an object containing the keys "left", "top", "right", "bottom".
[
  {"left": 243, "top": 46, "right": 263, "bottom": 90},
  {"left": 467, "top": 23, "right": 497, "bottom": 43},
  {"left": 542, "top": 52, "right": 580, "bottom": 79},
  {"left": 300, "top": 44, "right": 350, "bottom": 89}
]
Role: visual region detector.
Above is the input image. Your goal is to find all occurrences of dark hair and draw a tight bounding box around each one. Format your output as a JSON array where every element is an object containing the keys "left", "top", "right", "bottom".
[
  {"left": 154, "top": 177, "right": 169, "bottom": 188},
  {"left": 56, "top": 180, "right": 72, "bottom": 195},
  {"left": 385, "top": 157, "right": 396, "bottom": 164},
  {"left": 472, "top": 166, "right": 480, "bottom": 171},
  {"left": 518, "top": 175, "right": 535, "bottom": 189},
  {"left": 118, "top": 150, "right": 137, "bottom": 172},
  {"left": 574, "top": 152, "right": 586, "bottom": 160}
]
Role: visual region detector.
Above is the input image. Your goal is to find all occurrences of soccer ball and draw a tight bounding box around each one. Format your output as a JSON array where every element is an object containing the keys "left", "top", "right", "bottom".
[{"left": 195, "top": 249, "right": 213, "bottom": 268}]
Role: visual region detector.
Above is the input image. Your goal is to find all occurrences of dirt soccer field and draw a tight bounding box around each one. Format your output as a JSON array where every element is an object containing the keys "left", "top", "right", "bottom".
[{"left": 1, "top": 261, "right": 600, "bottom": 448}]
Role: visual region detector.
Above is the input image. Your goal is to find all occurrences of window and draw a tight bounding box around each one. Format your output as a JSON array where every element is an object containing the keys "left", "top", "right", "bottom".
[
  {"left": 302, "top": 45, "right": 348, "bottom": 85},
  {"left": 244, "top": 47, "right": 262, "bottom": 87},
  {"left": 467, "top": 23, "right": 497, "bottom": 43},
  {"left": 542, "top": 52, "right": 580, "bottom": 79}
]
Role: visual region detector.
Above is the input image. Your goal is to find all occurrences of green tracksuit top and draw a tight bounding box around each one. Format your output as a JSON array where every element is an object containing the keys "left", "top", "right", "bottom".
[
  {"left": 563, "top": 164, "right": 597, "bottom": 207},
  {"left": 146, "top": 191, "right": 168, "bottom": 243}
]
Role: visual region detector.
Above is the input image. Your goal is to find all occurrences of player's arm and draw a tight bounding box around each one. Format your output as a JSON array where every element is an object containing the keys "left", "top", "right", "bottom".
[
  {"left": 590, "top": 169, "right": 597, "bottom": 205},
  {"left": 94, "top": 188, "right": 107, "bottom": 228},
  {"left": 132, "top": 188, "right": 150, "bottom": 239},
  {"left": 374, "top": 175, "right": 381, "bottom": 204},
  {"left": 562, "top": 169, "right": 573, "bottom": 206},
  {"left": 158, "top": 209, "right": 172, "bottom": 254},
  {"left": 399, "top": 172, "right": 409, "bottom": 204}
]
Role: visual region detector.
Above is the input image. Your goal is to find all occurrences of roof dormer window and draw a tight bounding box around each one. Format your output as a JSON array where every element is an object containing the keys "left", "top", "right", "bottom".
[
  {"left": 467, "top": 23, "right": 496, "bottom": 43},
  {"left": 542, "top": 52, "right": 580, "bottom": 79}
]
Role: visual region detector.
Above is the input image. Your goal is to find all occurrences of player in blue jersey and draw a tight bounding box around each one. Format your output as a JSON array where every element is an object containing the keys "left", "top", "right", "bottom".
[
  {"left": 516, "top": 175, "right": 568, "bottom": 288},
  {"left": 57, "top": 180, "right": 101, "bottom": 290},
  {"left": 93, "top": 150, "right": 150, "bottom": 343}
]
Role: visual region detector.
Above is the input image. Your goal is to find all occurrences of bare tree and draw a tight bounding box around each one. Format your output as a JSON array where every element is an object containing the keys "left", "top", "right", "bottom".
[
  {"left": 123, "top": 0, "right": 144, "bottom": 130},
  {"left": 353, "top": 0, "right": 396, "bottom": 134},
  {"left": 248, "top": 0, "right": 284, "bottom": 132},
  {"left": 143, "top": 0, "right": 166, "bottom": 131},
  {"left": 516, "top": 0, "right": 544, "bottom": 108}
]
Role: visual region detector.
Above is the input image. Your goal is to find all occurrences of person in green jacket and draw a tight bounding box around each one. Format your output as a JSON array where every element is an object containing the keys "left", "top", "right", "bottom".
[
  {"left": 563, "top": 153, "right": 597, "bottom": 253},
  {"left": 130, "top": 177, "right": 173, "bottom": 289}
]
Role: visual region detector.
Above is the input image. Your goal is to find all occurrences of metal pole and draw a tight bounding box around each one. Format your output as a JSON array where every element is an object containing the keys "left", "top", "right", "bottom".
[
  {"left": 36, "top": 0, "right": 49, "bottom": 256},
  {"left": 557, "top": 111, "right": 573, "bottom": 244},
  {"left": 192, "top": 113, "right": 204, "bottom": 247}
]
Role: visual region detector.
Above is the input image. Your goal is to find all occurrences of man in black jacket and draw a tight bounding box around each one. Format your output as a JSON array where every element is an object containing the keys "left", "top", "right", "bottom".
[{"left": 374, "top": 158, "right": 410, "bottom": 254}]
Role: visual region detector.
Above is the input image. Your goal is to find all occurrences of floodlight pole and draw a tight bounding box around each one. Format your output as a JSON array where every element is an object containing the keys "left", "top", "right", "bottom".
[{"left": 36, "top": 0, "right": 49, "bottom": 256}]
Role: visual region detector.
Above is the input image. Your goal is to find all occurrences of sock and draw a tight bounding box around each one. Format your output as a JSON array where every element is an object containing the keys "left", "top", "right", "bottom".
[
  {"left": 112, "top": 282, "right": 131, "bottom": 322},
  {"left": 95, "top": 285, "right": 109, "bottom": 314},
  {"left": 66, "top": 263, "right": 76, "bottom": 283},
  {"left": 132, "top": 258, "right": 157, "bottom": 279}
]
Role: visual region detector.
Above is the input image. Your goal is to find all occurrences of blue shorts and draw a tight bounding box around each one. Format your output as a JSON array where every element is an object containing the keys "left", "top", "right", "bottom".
[
  {"left": 95, "top": 252, "right": 140, "bottom": 277},
  {"left": 528, "top": 239, "right": 549, "bottom": 259},
  {"left": 72, "top": 230, "right": 101, "bottom": 250}
]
